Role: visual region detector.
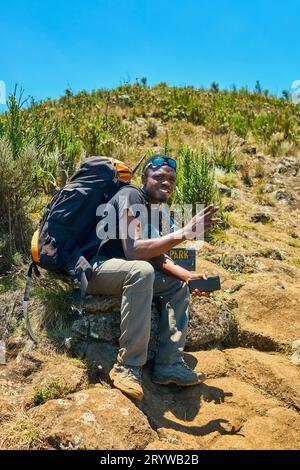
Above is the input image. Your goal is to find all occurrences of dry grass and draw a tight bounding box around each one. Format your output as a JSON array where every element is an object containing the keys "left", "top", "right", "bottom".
[{"left": 0, "top": 409, "right": 45, "bottom": 450}]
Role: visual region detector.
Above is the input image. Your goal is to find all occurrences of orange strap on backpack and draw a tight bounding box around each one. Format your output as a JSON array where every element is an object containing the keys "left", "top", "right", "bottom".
[
  {"left": 110, "top": 158, "right": 132, "bottom": 183},
  {"left": 31, "top": 229, "right": 40, "bottom": 263}
]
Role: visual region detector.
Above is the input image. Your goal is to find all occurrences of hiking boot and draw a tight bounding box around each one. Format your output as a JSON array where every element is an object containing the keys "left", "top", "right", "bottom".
[
  {"left": 109, "top": 363, "right": 144, "bottom": 400},
  {"left": 152, "top": 361, "right": 206, "bottom": 387}
]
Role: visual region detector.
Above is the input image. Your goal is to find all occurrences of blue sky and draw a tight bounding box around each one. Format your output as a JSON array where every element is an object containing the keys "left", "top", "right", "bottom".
[{"left": 0, "top": 0, "right": 299, "bottom": 108}]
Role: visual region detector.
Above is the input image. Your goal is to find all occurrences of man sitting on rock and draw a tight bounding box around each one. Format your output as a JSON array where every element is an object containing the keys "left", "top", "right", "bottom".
[{"left": 86, "top": 154, "right": 220, "bottom": 400}]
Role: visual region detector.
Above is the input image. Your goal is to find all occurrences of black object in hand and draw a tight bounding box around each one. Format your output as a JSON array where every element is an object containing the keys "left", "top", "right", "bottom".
[{"left": 188, "top": 275, "right": 221, "bottom": 293}]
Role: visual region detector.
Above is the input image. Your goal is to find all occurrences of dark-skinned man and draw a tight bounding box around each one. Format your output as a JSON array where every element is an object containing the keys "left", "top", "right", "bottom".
[{"left": 86, "top": 154, "right": 220, "bottom": 400}]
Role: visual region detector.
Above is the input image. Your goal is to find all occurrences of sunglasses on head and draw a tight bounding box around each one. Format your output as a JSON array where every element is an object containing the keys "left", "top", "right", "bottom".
[{"left": 143, "top": 157, "right": 177, "bottom": 172}]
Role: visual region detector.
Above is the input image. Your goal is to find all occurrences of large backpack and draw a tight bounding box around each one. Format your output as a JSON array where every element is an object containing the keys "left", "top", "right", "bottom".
[
  {"left": 31, "top": 156, "right": 133, "bottom": 279},
  {"left": 24, "top": 155, "right": 141, "bottom": 343}
]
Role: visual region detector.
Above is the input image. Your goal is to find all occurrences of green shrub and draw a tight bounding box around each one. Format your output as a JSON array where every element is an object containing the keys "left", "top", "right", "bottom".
[
  {"left": 217, "top": 174, "right": 237, "bottom": 188},
  {"left": 82, "top": 114, "right": 131, "bottom": 157},
  {"left": 252, "top": 114, "right": 277, "bottom": 143},
  {"left": 186, "top": 98, "right": 205, "bottom": 125},
  {"left": 146, "top": 120, "right": 158, "bottom": 138},
  {"left": 254, "top": 162, "right": 265, "bottom": 178},
  {"left": 287, "top": 229, "right": 299, "bottom": 239},
  {"left": 276, "top": 113, "right": 298, "bottom": 142},
  {"left": 211, "top": 82, "right": 220, "bottom": 93},
  {"left": 35, "top": 149, "right": 60, "bottom": 193},
  {"left": 205, "top": 95, "right": 228, "bottom": 131},
  {"left": 240, "top": 167, "right": 253, "bottom": 187},
  {"left": 228, "top": 114, "right": 249, "bottom": 138},
  {"left": 5, "top": 89, "right": 28, "bottom": 158},
  {"left": 172, "top": 145, "right": 217, "bottom": 207},
  {"left": 33, "top": 379, "right": 67, "bottom": 406},
  {"left": 268, "top": 132, "right": 284, "bottom": 157}
]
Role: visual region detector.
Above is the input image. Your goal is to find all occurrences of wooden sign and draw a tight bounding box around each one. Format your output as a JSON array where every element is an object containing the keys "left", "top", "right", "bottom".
[{"left": 167, "top": 248, "right": 196, "bottom": 271}]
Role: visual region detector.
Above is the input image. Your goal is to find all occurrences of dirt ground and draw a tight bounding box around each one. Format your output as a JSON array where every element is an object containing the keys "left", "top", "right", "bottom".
[{"left": 0, "top": 346, "right": 299, "bottom": 450}]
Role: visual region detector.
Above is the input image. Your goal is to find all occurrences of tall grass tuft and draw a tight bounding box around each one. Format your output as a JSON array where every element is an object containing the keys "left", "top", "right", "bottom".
[
  {"left": 211, "top": 132, "right": 239, "bottom": 173},
  {"left": 0, "top": 136, "right": 39, "bottom": 254},
  {"left": 0, "top": 88, "right": 47, "bottom": 254}
]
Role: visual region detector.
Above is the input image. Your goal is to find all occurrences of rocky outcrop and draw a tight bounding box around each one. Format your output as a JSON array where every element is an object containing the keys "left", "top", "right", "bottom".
[
  {"left": 68, "top": 294, "right": 237, "bottom": 358},
  {"left": 186, "top": 298, "right": 236, "bottom": 348},
  {"left": 69, "top": 297, "right": 161, "bottom": 361},
  {"left": 232, "top": 271, "right": 300, "bottom": 348},
  {"left": 29, "top": 387, "right": 157, "bottom": 450},
  {"left": 250, "top": 212, "right": 273, "bottom": 224}
]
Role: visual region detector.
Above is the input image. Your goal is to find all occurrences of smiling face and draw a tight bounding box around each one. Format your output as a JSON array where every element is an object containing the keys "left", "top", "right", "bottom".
[{"left": 142, "top": 165, "right": 176, "bottom": 203}]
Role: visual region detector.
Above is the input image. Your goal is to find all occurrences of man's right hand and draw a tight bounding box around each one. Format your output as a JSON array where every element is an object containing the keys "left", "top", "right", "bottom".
[
  {"left": 122, "top": 205, "right": 221, "bottom": 260},
  {"left": 183, "top": 205, "right": 221, "bottom": 240}
]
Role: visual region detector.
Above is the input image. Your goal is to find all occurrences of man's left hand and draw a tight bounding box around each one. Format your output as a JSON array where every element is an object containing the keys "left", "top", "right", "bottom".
[{"left": 185, "top": 272, "right": 213, "bottom": 298}]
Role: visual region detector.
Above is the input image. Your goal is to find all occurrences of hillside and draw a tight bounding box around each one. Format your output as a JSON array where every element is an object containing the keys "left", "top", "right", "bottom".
[{"left": 0, "top": 82, "right": 300, "bottom": 450}]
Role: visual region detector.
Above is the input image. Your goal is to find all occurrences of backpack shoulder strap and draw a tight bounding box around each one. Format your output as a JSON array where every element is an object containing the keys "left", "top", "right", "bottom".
[
  {"left": 23, "top": 262, "right": 41, "bottom": 343},
  {"left": 81, "top": 185, "right": 149, "bottom": 256},
  {"left": 116, "top": 184, "right": 149, "bottom": 206}
]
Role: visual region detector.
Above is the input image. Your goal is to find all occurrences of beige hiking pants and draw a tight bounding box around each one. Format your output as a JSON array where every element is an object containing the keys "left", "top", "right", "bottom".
[{"left": 86, "top": 256, "right": 189, "bottom": 366}]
